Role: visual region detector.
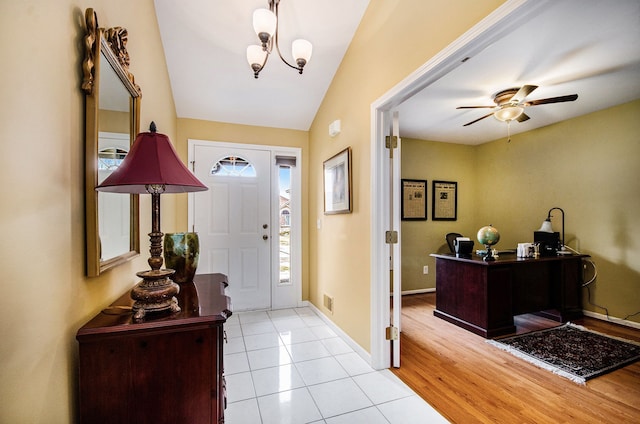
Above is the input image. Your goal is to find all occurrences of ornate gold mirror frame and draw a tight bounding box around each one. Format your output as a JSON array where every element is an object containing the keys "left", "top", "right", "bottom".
[{"left": 82, "top": 8, "right": 141, "bottom": 276}]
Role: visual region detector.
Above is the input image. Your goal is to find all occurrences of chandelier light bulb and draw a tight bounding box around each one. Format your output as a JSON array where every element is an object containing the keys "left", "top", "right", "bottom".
[
  {"left": 253, "top": 8, "right": 277, "bottom": 45},
  {"left": 292, "top": 39, "right": 312, "bottom": 66},
  {"left": 248, "top": 2, "right": 311, "bottom": 78},
  {"left": 247, "top": 45, "right": 266, "bottom": 66},
  {"left": 247, "top": 45, "right": 267, "bottom": 78}
]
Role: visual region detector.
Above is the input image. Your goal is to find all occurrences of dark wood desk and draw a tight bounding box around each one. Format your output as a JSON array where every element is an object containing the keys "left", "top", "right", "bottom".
[
  {"left": 77, "top": 273, "right": 231, "bottom": 424},
  {"left": 431, "top": 253, "right": 587, "bottom": 338}
]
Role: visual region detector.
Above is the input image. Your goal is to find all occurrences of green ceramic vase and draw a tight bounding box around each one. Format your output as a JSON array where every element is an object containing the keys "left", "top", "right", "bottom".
[{"left": 163, "top": 232, "right": 199, "bottom": 284}]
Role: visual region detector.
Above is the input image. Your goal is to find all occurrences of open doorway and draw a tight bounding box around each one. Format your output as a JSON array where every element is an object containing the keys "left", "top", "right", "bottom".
[{"left": 369, "top": 1, "right": 546, "bottom": 369}]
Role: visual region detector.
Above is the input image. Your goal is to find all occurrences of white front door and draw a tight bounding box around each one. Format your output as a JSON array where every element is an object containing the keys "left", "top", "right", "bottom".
[{"left": 193, "top": 145, "right": 271, "bottom": 311}]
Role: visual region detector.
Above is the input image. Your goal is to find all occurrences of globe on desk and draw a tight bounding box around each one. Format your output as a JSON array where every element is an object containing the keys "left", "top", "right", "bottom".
[{"left": 477, "top": 225, "right": 500, "bottom": 261}]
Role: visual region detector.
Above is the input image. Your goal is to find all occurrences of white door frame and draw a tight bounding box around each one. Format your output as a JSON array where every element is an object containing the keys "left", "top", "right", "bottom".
[
  {"left": 369, "top": 0, "right": 544, "bottom": 369},
  {"left": 188, "top": 139, "right": 303, "bottom": 309}
]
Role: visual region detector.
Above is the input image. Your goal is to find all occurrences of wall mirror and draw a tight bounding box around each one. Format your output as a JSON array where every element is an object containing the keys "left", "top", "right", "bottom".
[{"left": 82, "top": 8, "right": 141, "bottom": 276}]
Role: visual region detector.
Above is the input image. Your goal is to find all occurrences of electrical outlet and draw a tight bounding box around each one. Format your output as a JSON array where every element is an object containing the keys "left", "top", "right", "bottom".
[{"left": 423, "top": 265, "right": 429, "bottom": 274}]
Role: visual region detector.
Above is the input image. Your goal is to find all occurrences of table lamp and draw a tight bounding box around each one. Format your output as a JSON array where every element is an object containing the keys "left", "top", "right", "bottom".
[
  {"left": 537, "top": 207, "right": 568, "bottom": 255},
  {"left": 96, "top": 122, "right": 207, "bottom": 320}
]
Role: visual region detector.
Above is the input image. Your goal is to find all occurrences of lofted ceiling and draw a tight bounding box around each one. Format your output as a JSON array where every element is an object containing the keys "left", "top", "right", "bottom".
[
  {"left": 154, "top": 0, "right": 640, "bottom": 145},
  {"left": 154, "top": 0, "right": 370, "bottom": 131}
]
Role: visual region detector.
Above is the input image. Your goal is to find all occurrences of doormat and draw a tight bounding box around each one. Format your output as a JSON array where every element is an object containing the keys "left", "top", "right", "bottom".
[{"left": 487, "top": 323, "right": 640, "bottom": 384}]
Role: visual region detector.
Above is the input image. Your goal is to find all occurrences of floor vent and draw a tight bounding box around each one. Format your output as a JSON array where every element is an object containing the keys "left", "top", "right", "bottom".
[{"left": 323, "top": 294, "right": 334, "bottom": 314}]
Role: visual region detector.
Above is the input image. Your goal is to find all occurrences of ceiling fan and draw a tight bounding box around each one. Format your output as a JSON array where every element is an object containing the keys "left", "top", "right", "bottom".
[{"left": 457, "top": 85, "right": 578, "bottom": 127}]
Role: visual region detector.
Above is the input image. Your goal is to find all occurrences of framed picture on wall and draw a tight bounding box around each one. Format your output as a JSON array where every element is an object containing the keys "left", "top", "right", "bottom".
[
  {"left": 432, "top": 180, "right": 457, "bottom": 220},
  {"left": 323, "top": 147, "right": 352, "bottom": 214},
  {"left": 401, "top": 179, "right": 427, "bottom": 220}
]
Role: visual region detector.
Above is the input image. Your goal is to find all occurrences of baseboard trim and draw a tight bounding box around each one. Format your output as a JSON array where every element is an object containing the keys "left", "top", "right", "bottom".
[
  {"left": 400, "top": 288, "right": 436, "bottom": 295},
  {"left": 302, "top": 301, "right": 373, "bottom": 366},
  {"left": 583, "top": 310, "right": 640, "bottom": 330}
]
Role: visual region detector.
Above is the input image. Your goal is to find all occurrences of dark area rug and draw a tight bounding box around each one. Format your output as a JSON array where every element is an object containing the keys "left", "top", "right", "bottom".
[{"left": 487, "top": 323, "right": 640, "bottom": 384}]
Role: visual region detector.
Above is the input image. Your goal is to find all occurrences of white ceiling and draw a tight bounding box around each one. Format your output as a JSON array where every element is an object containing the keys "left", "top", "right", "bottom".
[
  {"left": 154, "top": 0, "right": 370, "bottom": 131},
  {"left": 154, "top": 0, "right": 640, "bottom": 145}
]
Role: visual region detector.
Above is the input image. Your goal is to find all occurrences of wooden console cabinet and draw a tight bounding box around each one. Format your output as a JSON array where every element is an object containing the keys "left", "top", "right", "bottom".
[
  {"left": 76, "top": 273, "right": 231, "bottom": 424},
  {"left": 431, "top": 253, "right": 587, "bottom": 338}
]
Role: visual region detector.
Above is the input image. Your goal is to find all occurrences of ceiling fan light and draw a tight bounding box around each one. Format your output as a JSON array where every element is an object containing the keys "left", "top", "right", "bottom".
[
  {"left": 253, "top": 8, "right": 276, "bottom": 42},
  {"left": 494, "top": 105, "right": 524, "bottom": 122},
  {"left": 292, "top": 39, "right": 313, "bottom": 63}
]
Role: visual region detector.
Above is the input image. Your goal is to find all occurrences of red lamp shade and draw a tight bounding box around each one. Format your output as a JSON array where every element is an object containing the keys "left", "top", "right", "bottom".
[{"left": 96, "top": 126, "right": 207, "bottom": 194}]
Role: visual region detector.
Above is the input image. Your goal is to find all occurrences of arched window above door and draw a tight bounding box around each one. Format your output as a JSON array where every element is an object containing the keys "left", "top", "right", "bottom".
[
  {"left": 210, "top": 156, "right": 256, "bottom": 177},
  {"left": 98, "top": 147, "right": 128, "bottom": 170}
]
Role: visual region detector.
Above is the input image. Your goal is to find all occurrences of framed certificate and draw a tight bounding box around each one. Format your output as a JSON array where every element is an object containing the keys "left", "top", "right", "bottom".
[
  {"left": 432, "top": 180, "right": 457, "bottom": 220},
  {"left": 401, "top": 179, "right": 427, "bottom": 220}
]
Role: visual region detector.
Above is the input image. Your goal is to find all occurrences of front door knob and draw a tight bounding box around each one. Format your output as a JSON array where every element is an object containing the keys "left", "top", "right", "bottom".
[{"left": 263, "top": 234, "right": 269, "bottom": 240}]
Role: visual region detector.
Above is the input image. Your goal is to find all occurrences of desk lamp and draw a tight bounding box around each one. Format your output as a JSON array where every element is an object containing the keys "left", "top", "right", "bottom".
[
  {"left": 537, "top": 207, "right": 569, "bottom": 255},
  {"left": 96, "top": 122, "right": 207, "bottom": 320}
]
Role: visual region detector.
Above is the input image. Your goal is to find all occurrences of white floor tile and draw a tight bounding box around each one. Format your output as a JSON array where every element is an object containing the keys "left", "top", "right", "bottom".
[
  {"left": 308, "top": 378, "right": 373, "bottom": 418},
  {"left": 353, "top": 370, "right": 414, "bottom": 404},
  {"left": 294, "top": 307, "right": 316, "bottom": 317},
  {"left": 377, "top": 396, "right": 449, "bottom": 424},
  {"left": 225, "top": 371, "right": 256, "bottom": 403},
  {"left": 223, "top": 306, "right": 447, "bottom": 423},
  {"left": 286, "top": 340, "right": 331, "bottom": 362},
  {"left": 257, "top": 387, "right": 322, "bottom": 424},
  {"left": 300, "top": 315, "right": 325, "bottom": 327},
  {"left": 279, "top": 327, "right": 320, "bottom": 345},
  {"left": 268, "top": 308, "right": 299, "bottom": 320},
  {"left": 238, "top": 310, "right": 270, "bottom": 323},
  {"left": 224, "top": 352, "right": 250, "bottom": 375},
  {"left": 247, "top": 345, "right": 292, "bottom": 370},
  {"left": 224, "top": 398, "right": 261, "bottom": 424},
  {"left": 241, "top": 320, "right": 277, "bottom": 336},
  {"left": 273, "top": 316, "right": 308, "bottom": 332},
  {"left": 324, "top": 406, "right": 390, "bottom": 424},
  {"left": 224, "top": 323, "right": 242, "bottom": 339},
  {"left": 244, "top": 332, "right": 282, "bottom": 351},
  {"left": 294, "top": 356, "right": 349, "bottom": 385},
  {"left": 311, "top": 325, "right": 338, "bottom": 339},
  {"left": 321, "top": 337, "right": 353, "bottom": 355},
  {"left": 334, "top": 352, "right": 375, "bottom": 376},
  {"left": 251, "top": 364, "right": 306, "bottom": 396},
  {"left": 224, "top": 336, "right": 246, "bottom": 355},
  {"left": 225, "top": 313, "right": 240, "bottom": 325}
]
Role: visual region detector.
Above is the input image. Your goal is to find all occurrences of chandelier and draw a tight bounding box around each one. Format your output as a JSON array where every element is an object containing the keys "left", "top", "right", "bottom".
[{"left": 246, "top": 0, "right": 313, "bottom": 79}]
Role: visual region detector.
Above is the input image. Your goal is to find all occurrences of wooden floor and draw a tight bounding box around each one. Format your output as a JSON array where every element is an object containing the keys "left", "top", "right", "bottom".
[{"left": 391, "top": 293, "right": 640, "bottom": 424}]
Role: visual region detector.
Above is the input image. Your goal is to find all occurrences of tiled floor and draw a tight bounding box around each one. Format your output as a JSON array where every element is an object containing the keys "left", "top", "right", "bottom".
[{"left": 223, "top": 306, "right": 449, "bottom": 424}]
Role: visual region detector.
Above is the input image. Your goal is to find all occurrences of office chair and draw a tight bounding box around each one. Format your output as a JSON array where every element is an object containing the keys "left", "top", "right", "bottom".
[{"left": 445, "top": 232, "right": 463, "bottom": 253}]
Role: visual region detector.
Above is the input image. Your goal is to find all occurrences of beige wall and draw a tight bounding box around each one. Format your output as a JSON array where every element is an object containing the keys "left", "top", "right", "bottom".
[
  {"left": 0, "top": 1, "right": 177, "bottom": 422},
  {"left": 175, "top": 118, "right": 310, "bottom": 299},
  {"left": 307, "top": 0, "right": 506, "bottom": 351},
  {"left": 9, "top": 1, "right": 635, "bottom": 422},
  {"left": 476, "top": 100, "right": 640, "bottom": 320},
  {"left": 401, "top": 140, "right": 478, "bottom": 291},
  {"left": 401, "top": 100, "right": 640, "bottom": 321}
]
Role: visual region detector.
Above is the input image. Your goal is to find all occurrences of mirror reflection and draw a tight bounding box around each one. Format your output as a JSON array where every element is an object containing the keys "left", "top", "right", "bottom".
[{"left": 83, "top": 8, "right": 141, "bottom": 276}]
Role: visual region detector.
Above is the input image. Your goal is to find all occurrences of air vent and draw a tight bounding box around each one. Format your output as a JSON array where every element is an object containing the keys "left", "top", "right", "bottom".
[{"left": 323, "top": 294, "right": 334, "bottom": 314}]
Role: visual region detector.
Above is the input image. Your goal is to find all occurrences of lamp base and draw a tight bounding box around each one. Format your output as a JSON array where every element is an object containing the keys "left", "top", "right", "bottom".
[{"left": 131, "top": 269, "right": 181, "bottom": 321}]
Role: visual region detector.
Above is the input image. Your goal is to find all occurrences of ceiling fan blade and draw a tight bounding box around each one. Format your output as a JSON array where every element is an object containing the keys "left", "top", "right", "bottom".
[
  {"left": 517, "top": 112, "right": 530, "bottom": 123},
  {"left": 456, "top": 105, "right": 495, "bottom": 109},
  {"left": 524, "top": 94, "right": 578, "bottom": 106},
  {"left": 463, "top": 112, "right": 494, "bottom": 126},
  {"left": 511, "top": 85, "right": 538, "bottom": 103}
]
